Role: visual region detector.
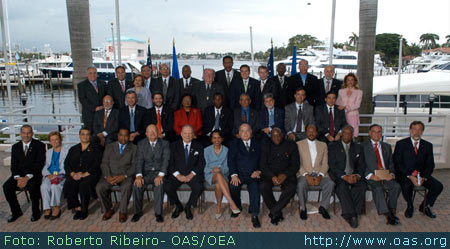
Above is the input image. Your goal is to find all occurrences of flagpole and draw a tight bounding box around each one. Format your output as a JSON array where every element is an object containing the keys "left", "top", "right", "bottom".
[
  {"left": 115, "top": 0, "right": 122, "bottom": 65},
  {"left": 395, "top": 36, "right": 403, "bottom": 137},
  {"left": 111, "top": 22, "right": 117, "bottom": 68},
  {"left": 328, "top": 0, "right": 336, "bottom": 65},
  {"left": 249, "top": 26, "right": 255, "bottom": 78},
  {"left": 4, "top": 0, "right": 12, "bottom": 61}
]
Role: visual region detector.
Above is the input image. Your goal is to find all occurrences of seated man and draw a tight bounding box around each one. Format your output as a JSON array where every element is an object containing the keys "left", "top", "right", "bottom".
[
  {"left": 260, "top": 93, "right": 284, "bottom": 142},
  {"left": 93, "top": 95, "right": 119, "bottom": 146},
  {"left": 229, "top": 123, "right": 262, "bottom": 228},
  {"left": 394, "top": 121, "right": 443, "bottom": 219},
  {"left": 363, "top": 124, "right": 401, "bottom": 225},
  {"left": 328, "top": 125, "right": 366, "bottom": 228},
  {"left": 132, "top": 124, "right": 170, "bottom": 223},
  {"left": 260, "top": 128, "right": 299, "bottom": 225},
  {"left": 164, "top": 125, "right": 205, "bottom": 220},
  {"left": 232, "top": 93, "right": 260, "bottom": 138},
  {"left": 315, "top": 91, "right": 347, "bottom": 143},
  {"left": 285, "top": 88, "right": 314, "bottom": 142},
  {"left": 96, "top": 128, "right": 136, "bottom": 223},
  {"left": 119, "top": 91, "right": 148, "bottom": 144},
  {"left": 296, "top": 124, "right": 335, "bottom": 220},
  {"left": 3, "top": 125, "right": 46, "bottom": 222}
]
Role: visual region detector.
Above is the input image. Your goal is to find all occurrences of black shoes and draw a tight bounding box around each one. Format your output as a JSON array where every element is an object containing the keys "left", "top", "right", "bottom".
[
  {"left": 185, "top": 207, "right": 193, "bottom": 220},
  {"left": 73, "top": 211, "right": 82, "bottom": 220},
  {"left": 345, "top": 216, "right": 358, "bottom": 228},
  {"left": 319, "top": 206, "right": 331, "bottom": 219},
  {"left": 30, "top": 212, "right": 41, "bottom": 222},
  {"left": 171, "top": 205, "right": 184, "bottom": 219},
  {"left": 156, "top": 215, "right": 164, "bottom": 223},
  {"left": 300, "top": 209, "right": 307, "bottom": 220},
  {"left": 79, "top": 212, "right": 88, "bottom": 220},
  {"left": 405, "top": 205, "right": 414, "bottom": 218},
  {"left": 7, "top": 212, "right": 23, "bottom": 223},
  {"left": 251, "top": 216, "right": 261, "bottom": 228},
  {"left": 420, "top": 204, "right": 436, "bottom": 218},
  {"left": 269, "top": 213, "right": 279, "bottom": 225},
  {"left": 386, "top": 211, "right": 399, "bottom": 225}
]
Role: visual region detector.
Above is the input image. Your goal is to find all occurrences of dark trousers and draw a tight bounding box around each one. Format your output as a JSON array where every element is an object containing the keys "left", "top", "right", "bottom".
[
  {"left": 164, "top": 175, "right": 203, "bottom": 208},
  {"left": 398, "top": 175, "right": 443, "bottom": 207},
  {"left": 335, "top": 178, "right": 366, "bottom": 218},
  {"left": 65, "top": 174, "right": 98, "bottom": 212},
  {"left": 230, "top": 176, "right": 260, "bottom": 216},
  {"left": 260, "top": 176, "right": 296, "bottom": 217},
  {"left": 367, "top": 179, "right": 401, "bottom": 215},
  {"left": 3, "top": 176, "right": 41, "bottom": 216}
]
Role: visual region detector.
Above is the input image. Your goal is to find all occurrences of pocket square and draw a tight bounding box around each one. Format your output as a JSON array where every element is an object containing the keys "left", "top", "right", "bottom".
[{"left": 194, "top": 151, "right": 199, "bottom": 156}]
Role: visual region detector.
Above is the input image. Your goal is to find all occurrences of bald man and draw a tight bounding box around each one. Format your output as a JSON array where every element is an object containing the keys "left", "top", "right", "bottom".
[{"left": 93, "top": 95, "right": 119, "bottom": 146}]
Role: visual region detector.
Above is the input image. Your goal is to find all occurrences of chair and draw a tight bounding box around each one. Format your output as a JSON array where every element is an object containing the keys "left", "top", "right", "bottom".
[
  {"left": 412, "top": 185, "right": 428, "bottom": 214},
  {"left": 16, "top": 189, "right": 43, "bottom": 211},
  {"left": 307, "top": 185, "right": 337, "bottom": 214}
]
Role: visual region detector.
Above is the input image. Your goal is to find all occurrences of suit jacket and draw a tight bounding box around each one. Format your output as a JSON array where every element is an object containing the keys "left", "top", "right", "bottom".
[
  {"left": 151, "top": 76, "right": 180, "bottom": 110},
  {"left": 259, "top": 78, "right": 279, "bottom": 109},
  {"left": 260, "top": 139, "right": 299, "bottom": 181},
  {"left": 315, "top": 104, "right": 347, "bottom": 141},
  {"left": 229, "top": 77, "right": 261, "bottom": 110},
  {"left": 232, "top": 107, "right": 260, "bottom": 135},
  {"left": 147, "top": 105, "right": 174, "bottom": 139},
  {"left": 202, "top": 105, "right": 233, "bottom": 138},
  {"left": 363, "top": 140, "right": 395, "bottom": 178},
  {"left": 316, "top": 78, "right": 342, "bottom": 106},
  {"left": 286, "top": 73, "right": 318, "bottom": 106},
  {"left": 328, "top": 141, "right": 365, "bottom": 183},
  {"left": 107, "top": 78, "right": 134, "bottom": 109},
  {"left": 42, "top": 146, "right": 68, "bottom": 177},
  {"left": 11, "top": 139, "right": 46, "bottom": 178},
  {"left": 168, "top": 140, "right": 205, "bottom": 177},
  {"left": 64, "top": 143, "right": 102, "bottom": 176},
  {"left": 394, "top": 137, "right": 434, "bottom": 179},
  {"left": 177, "top": 77, "right": 200, "bottom": 96},
  {"left": 271, "top": 75, "right": 290, "bottom": 108},
  {"left": 100, "top": 142, "right": 136, "bottom": 177},
  {"left": 118, "top": 105, "right": 148, "bottom": 138},
  {"left": 173, "top": 108, "right": 203, "bottom": 136},
  {"left": 92, "top": 108, "right": 120, "bottom": 144},
  {"left": 260, "top": 107, "right": 285, "bottom": 134},
  {"left": 135, "top": 138, "right": 170, "bottom": 177},
  {"left": 284, "top": 102, "right": 315, "bottom": 135},
  {"left": 297, "top": 139, "right": 329, "bottom": 176},
  {"left": 228, "top": 139, "right": 261, "bottom": 178},
  {"left": 191, "top": 81, "right": 225, "bottom": 112},
  {"left": 77, "top": 79, "right": 108, "bottom": 125},
  {"left": 215, "top": 69, "right": 241, "bottom": 105}
]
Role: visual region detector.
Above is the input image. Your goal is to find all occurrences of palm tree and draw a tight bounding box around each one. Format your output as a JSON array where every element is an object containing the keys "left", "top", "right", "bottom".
[
  {"left": 348, "top": 32, "right": 359, "bottom": 51},
  {"left": 357, "top": 0, "right": 378, "bottom": 117},
  {"left": 419, "top": 33, "right": 440, "bottom": 50},
  {"left": 66, "top": 0, "right": 93, "bottom": 89}
]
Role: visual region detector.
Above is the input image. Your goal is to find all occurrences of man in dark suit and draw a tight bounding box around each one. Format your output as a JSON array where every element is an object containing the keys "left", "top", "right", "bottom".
[
  {"left": 132, "top": 125, "right": 170, "bottom": 223},
  {"left": 93, "top": 95, "right": 119, "bottom": 146},
  {"left": 77, "top": 66, "right": 107, "bottom": 130},
  {"left": 3, "top": 125, "right": 46, "bottom": 222},
  {"left": 260, "top": 128, "right": 299, "bottom": 225},
  {"left": 201, "top": 93, "right": 233, "bottom": 146},
  {"left": 151, "top": 63, "right": 180, "bottom": 110},
  {"left": 215, "top": 56, "right": 241, "bottom": 106},
  {"left": 287, "top": 59, "right": 319, "bottom": 106},
  {"left": 141, "top": 65, "right": 152, "bottom": 89},
  {"left": 229, "top": 123, "right": 262, "bottom": 228},
  {"left": 394, "top": 121, "right": 443, "bottom": 219},
  {"left": 191, "top": 68, "right": 225, "bottom": 112},
  {"left": 257, "top": 66, "right": 279, "bottom": 110},
  {"left": 272, "top": 63, "right": 290, "bottom": 108},
  {"left": 260, "top": 93, "right": 284, "bottom": 142},
  {"left": 315, "top": 91, "right": 347, "bottom": 143},
  {"left": 363, "top": 124, "right": 401, "bottom": 226},
  {"left": 164, "top": 125, "right": 205, "bottom": 220},
  {"left": 146, "top": 92, "right": 175, "bottom": 142},
  {"left": 232, "top": 93, "right": 260, "bottom": 138},
  {"left": 177, "top": 65, "right": 200, "bottom": 96},
  {"left": 328, "top": 125, "right": 366, "bottom": 228},
  {"left": 119, "top": 91, "right": 148, "bottom": 144},
  {"left": 229, "top": 64, "right": 261, "bottom": 110},
  {"left": 285, "top": 88, "right": 315, "bottom": 142},
  {"left": 107, "top": 66, "right": 133, "bottom": 109},
  {"left": 316, "top": 65, "right": 342, "bottom": 106},
  {"left": 96, "top": 128, "right": 136, "bottom": 223}
]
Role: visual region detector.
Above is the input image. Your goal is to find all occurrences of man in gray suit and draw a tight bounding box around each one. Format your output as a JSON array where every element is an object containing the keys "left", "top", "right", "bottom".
[
  {"left": 285, "top": 88, "right": 314, "bottom": 141},
  {"left": 93, "top": 95, "right": 119, "bottom": 146},
  {"left": 191, "top": 68, "right": 225, "bottom": 112},
  {"left": 363, "top": 124, "right": 401, "bottom": 226},
  {"left": 96, "top": 128, "right": 136, "bottom": 223},
  {"left": 131, "top": 124, "right": 170, "bottom": 223}
]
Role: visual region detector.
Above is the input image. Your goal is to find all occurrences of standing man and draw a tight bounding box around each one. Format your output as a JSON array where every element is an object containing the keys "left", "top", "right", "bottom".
[
  {"left": 146, "top": 92, "right": 175, "bottom": 142},
  {"left": 201, "top": 93, "right": 233, "bottom": 146},
  {"left": 96, "top": 128, "right": 136, "bottom": 223},
  {"left": 229, "top": 64, "right": 261, "bottom": 110},
  {"left": 285, "top": 88, "right": 314, "bottom": 142},
  {"left": 151, "top": 63, "right": 180, "bottom": 110},
  {"left": 394, "top": 121, "right": 443, "bottom": 219},
  {"left": 119, "top": 91, "right": 148, "bottom": 144},
  {"left": 271, "top": 63, "right": 290, "bottom": 108},
  {"left": 363, "top": 124, "right": 401, "bottom": 226},
  {"left": 93, "top": 95, "right": 119, "bottom": 146},
  {"left": 316, "top": 65, "right": 342, "bottom": 106},
  {"left": 77, "top": 66, "right": 107, "bottom": 131},
  {"left": 257, "top": 66, "right": 279, "bottom": 110},
  {"left": 191, "top": 68, "right": 225, "bottom": 112},
  {"left": 3, "top": 125, "right": 46, "bottom": 222},
  {"left": 108, "top": 66, "right": 133, "bottom": 109},
  {"left": 215, "top": 56, "right": 241, "bottom": 105},
  {"left": 141, "top": 65, "right": 153, "bottom": 89},
  {"left": 132, "top": 124, "right": 170, "bottom": 223},
  {"left": 287, "top": 59, "right": 318, "bottom": 106},
  {"left": 177, "top": 65, "right": 200, "bottom": 96},
  {"left": 315, "top": 91, "right": 347, "bottom": 143}
]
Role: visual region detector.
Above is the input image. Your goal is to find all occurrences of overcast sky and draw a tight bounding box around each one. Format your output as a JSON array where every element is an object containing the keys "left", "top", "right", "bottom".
[{"left": 5, "top": 0, "right": 450, "bottom": 53}]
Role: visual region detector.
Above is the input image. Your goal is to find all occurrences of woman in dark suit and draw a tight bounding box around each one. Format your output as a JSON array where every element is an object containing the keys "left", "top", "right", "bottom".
[
  {"left": 64, "top": 127, "right": 102, "bottom": 220},
  {"left": 173, "top": 94, "right": 203, "bottom": 137}
]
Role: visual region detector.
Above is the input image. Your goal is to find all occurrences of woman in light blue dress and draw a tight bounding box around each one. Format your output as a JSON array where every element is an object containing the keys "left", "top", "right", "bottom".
[
  {"left": 204, "top": 130, "right": 240, "bottom": 219},
  {"left": 126, "top": 74, "right": 153, "bottom": 109}
]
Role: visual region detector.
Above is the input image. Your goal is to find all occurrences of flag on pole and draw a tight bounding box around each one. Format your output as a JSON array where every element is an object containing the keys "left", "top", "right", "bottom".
[
  {"left": 146, "top": 38, "right": 153, "bottom": 80},
  {"left": 267, "top": 39, "right": 274, "bottom": 77},
  {"left": 15, "top": 52, "right": 20, "bottom": 62},
  {"left": 291, "top": 46, "right": 297, "bottom": 75},
  {"left": 171, "top": 38, "right": 180, "bottom": 79}
]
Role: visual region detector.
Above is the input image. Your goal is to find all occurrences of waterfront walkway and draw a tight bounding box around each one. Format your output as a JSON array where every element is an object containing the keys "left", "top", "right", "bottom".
[{"left": 0, "top": 151, "right": 448, "bottom": 232}]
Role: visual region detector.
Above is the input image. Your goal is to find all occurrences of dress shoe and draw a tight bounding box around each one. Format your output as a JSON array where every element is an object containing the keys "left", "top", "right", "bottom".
[
  {"left": 102, "top": 209, "right": 115, "bottom": 221},
  {"left": 319, "top": 206, "right": 331, "bottom": 219},
  {"left": 251, "top": 216, "right": 261, "bottom": 228},
  {"left": 31, "top": 212, "right": 41, "bottom": 222},
  {"left": 185, "top": 207, "right": 193, "bottom": 220},
  {"left": 346, "top": 216, "right": 358, "bottom": 228},
  {"left": 7, "top": 212, "right": 23, "bottom": 223},
  {"left": 270, "top": 216, "right": 279, "bottom": 225},
  {"left": 50, "top": 211, "right": 61, "bottom": 220},
  {"left": 171, "top": 205, "right": 184, "bottom": 219},
  {"left": 386, "top": 213, "right": 399, "bottom": 225},
  {"left": 231, "top": 208, "right": 241, "bottom": 215},
  {"left": 156, "top": 215, "right": 164, "bottom": 223},
  {"left": 73, "top": 211, "right": 82, "bottom": 220},
  {"left": 119, "top": 213, "right": 127, "bottom": 223},
  {"left": 420, "top": 204, "right": 436, "bottom": 218},
  {"left": 215, "top": 213, "right": 222, "bottom": 219},
  {"left": 300, "top": 209, "right": 307, "bottom": 220},
  {"left": 404, "top": 205, "right": 414, "bottom": 218},
  {"left": 79, "top": 212, "right": 88, "bottom": 220},
  {"left": 230, "top": 210, "right": 240, "bottom": 218},
  {"left": 44, "top": 210, "right": 52, "bottom": 220},
  {"left": 131, "top": 214, "right": 143, "bottom": 222}
]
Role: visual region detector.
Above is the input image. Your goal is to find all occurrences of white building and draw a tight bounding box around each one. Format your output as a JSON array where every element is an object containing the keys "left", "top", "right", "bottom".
[{"left": 106, "top": 36, "right": 146, "bottom": 62}]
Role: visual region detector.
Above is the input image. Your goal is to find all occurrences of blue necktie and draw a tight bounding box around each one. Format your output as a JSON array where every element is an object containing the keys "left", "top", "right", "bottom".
[
  {"left": 269, "top": 110, "right": 275, "bottom": 128},
  {"left": 184, "top": 144, "right": 189, "bottom": 165},
  {"left": 120, "top": 144, "right": 125, "bottom": 154},
  {"left": 130, "top": 109, "right": 135, "bottom": 132},
  {"left": 214, "top": 110, "right": 220, "bottom": 130}
]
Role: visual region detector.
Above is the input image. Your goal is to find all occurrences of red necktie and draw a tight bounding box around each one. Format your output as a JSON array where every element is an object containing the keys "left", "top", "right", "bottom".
[
  {"left": 91, "top": 81, "right": 98, "bottom": 93},
  {"left": 329, "top": 107, "right": 335, "bottom": 137},
  {"left": 120, "top": 80, "right": 125, "bottom": 92},
  {"left": 414, "top": 141, "right": 418, "bottom": 155},
  {"left": 243, "top": 111, "right": 247, "bottom": 122},
  {"left": 156, "top": 109, "right": 162, "bottom": 135},
  {"left": 374, "top": 142, "right": 383, "bottom": 169}
]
